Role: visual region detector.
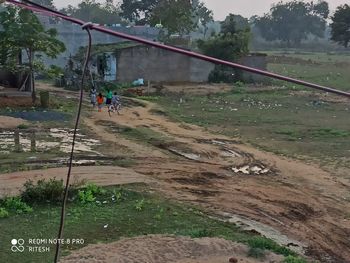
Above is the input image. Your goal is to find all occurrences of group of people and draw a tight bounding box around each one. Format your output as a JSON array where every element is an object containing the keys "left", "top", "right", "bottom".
[{"left": 90, "top": 87, "right": 121, "bottom": 115}]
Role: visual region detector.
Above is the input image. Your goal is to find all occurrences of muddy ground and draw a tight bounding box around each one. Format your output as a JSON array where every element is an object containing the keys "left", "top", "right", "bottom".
[{"left": 2, "top": 83, "right": 350, "bottom": 262}]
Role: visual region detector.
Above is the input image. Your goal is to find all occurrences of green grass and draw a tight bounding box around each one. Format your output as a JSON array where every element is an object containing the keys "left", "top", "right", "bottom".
[
  {"left": 154, "top": 88, "right": 350, "bottom": 169},
  {"left": 0, "top": 185, "right": 299, "bottom": 263},
  {"left": 265, "top": 51, "right": 350, "bottom": 91}
]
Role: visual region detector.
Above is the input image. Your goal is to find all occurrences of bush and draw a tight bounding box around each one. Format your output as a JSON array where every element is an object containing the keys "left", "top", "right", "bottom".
[
  {"left": 2, "top": 197, "right": 32, "bottom": 214},
  {"left": 283, "top": 255, "right": 307, "bottom": 263},
  {"left": 21, "top": 178, "right": 65, "bottom": 203},
  {"left": 78, "top": 183, "right": 105, "bottom": 204},
  {"left": 247, "top": 236, "right": 292, "bottom": 256},
  {"left": 0, "top": 207, "right": 9, "bottom": 218}
]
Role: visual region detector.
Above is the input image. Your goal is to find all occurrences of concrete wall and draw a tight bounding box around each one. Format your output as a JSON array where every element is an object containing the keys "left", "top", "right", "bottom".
[
  {"left": 116, "top": 46, "right": 215, "bottom": 83},
  {"left": 41, "top": 22, "right": 160, "bottom": 68},
  {"left": 236, "top": 54, "right": 268, "bottom": 83}
]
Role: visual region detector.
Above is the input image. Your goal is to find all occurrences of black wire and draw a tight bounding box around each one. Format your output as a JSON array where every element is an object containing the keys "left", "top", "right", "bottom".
[{"left": 53, "top": 26, "right": 92, "bottom": 263}]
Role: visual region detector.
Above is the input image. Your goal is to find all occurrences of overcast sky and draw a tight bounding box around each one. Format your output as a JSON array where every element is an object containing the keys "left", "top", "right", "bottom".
[{"left": 54, "top": 0, "right": 349, "bottom": 20}]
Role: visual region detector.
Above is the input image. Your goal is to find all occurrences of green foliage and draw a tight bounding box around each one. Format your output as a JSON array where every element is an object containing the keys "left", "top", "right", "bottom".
[
  {"left": 60, "top": 0, "right": 123, "bottom": 25},
  {"left": 188, "top": 228, "right": 211, "bottom": 238},
  {"left": 248, "top": 247, "right": 266, "bottom": 259},
  {"left": 21, "top": 178, "right": 65, "bottom": 203},
  {"left": 330, "top": 4, "right": 350, "bottom": 48},
  {"left": 78, "top": 189, "right": 96, "bottom": 204},
  {"left": 78, "top": 183, "right": 105, "bottom": 204},
  {"left": 2, "top": 197, "right": 33, "bottom": 214},
  {"left": 221, "top": 14, "right": 250, "bottom": 35},
  {"left": 254, "top": 1, "right": 329, "bottom": 46},
  {"left": 283, "top": 255, "right": 307, "bottom": 263},
  {"left": 198, "top": 13, "right": 250, "bottom": 83},
  {"left": 247, "top": 236, "right": 293, "bottom": 256},
  {"left": 46, "top": 65, "right": 64, "bottom": 80},
  {"left": 150, "top": 0, "right": 196, "bottom": 35},
  {"left": 0, "top": 207, "right": 9, "bottom": 218},
  {"left": 195, "top": 1, "right": 214, "bottom": 37},
  {"left": 120, "top": 0, "right": 160, "bottom": 24},
  {"left": 134, "top": 199, "right": 145, "bottom": 211}
]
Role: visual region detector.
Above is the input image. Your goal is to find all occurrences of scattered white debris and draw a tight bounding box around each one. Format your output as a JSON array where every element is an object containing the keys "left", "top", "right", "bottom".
[{"left": 231, "top": 165, "right": 270, "bottom": 175}]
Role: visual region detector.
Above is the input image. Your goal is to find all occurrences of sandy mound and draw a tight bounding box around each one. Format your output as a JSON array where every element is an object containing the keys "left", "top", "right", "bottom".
[
  {"left": 61, "top": 235, "right": 283, "bottom": 263},
  {"left": 0, "top": 116, "right": 28, "bottom": 129}
]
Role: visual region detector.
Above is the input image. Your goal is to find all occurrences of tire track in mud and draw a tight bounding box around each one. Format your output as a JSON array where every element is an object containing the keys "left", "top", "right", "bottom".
[{"left": 83, "top": 98, "right": 350, "bottom": 262}]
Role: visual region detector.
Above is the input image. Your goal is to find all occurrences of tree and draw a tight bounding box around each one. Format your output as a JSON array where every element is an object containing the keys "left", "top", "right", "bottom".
[
  {"left": 60, "top": 0, "right": 123, "bottom": 25},
  {"left": 221, "top": 14, "right": 250, "bottom": 35},
  {"left": 195, "top": 1, "right": 213, "bottom": 37},
  {"left": 254, "top": 1, "right": 329, "bottom": 46},
  {"left": 31, "top": 0, "right": 56, "bottom": 9},
  {"left": 120, "top": 0, "right": 160, "bottom": 24},
  {"left": 330, "top": 4, "right": 350, "bottom": 48},
  {"left": 149, "top": 0, "right": 196, "bottom": 36},
  {"left": 0, "top": 7, "right": 65, "bottom": 102},
  {"left": 197, "top": 13, "right": 250, "bottom": 82}
]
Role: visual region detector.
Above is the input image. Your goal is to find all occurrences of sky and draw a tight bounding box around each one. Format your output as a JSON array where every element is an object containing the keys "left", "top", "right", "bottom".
[{"left": 54, "top": 0, "right": 349, "bottom": 20}]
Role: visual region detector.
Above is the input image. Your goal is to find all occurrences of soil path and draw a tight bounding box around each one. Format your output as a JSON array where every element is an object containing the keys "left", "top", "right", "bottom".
[
  {"left": 87, "top": 98, "right": 350, "bottom": 262},
  {"left": 4, "top": 84, "right": 349, "bottom": 262},
  {"left": 61, "top": 235, "right": 284, "bottom": 263},
  {"left": 0, "top": 166, "right": 151, "bottom": 197}
]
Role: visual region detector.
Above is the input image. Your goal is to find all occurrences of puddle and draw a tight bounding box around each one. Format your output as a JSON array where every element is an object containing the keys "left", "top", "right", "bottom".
[
  {"left": 167, "top": 148, "right": 201, "bottom": 161},
  {"left": 231, "top": 165, "right": 270, "bottom": 175},
  {"left": 0, "top": 128, "right": 101, "bottom": 154},
  {"left": 215, "top": 212, "right": 306, "bottom": 255},
  {"left": 221, "top": 148, "right": 242, "bottom": 158}
]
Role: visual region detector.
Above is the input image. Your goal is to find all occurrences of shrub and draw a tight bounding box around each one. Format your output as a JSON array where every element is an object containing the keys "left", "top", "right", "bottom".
[
  {"left": 247, "top": 236, "right": 292, "bottom": 256},
  {"left": 78, "top": 183, "right": 105, "bottom": 204},
  {"left": 21, "top": 178, "right": 65, "bottom": 203},
  {"left": 78, "top": 189, "right": 96, "bottom": 204},
  {"left": 2, "top": 197, "right": 32, "bottom": 214},
  {"left": 0, "top": 207, "right": 9, "bottom": 218},
  {"left": 283, "top": 255, "right": 307, "bottom": 263}
]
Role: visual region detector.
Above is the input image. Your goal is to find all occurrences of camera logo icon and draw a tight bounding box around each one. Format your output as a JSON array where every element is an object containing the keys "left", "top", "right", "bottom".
[{"left": 11, "top": 239, "right": 25, "bottom": 252}]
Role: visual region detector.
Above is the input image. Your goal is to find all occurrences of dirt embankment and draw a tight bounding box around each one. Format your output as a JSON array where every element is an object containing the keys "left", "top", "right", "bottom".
[{"left": 61, "top": 235, "right": 284, "bottom": 263}]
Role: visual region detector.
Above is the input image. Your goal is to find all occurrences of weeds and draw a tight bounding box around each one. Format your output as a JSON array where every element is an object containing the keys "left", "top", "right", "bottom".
[
  {"left": 0, "top": 207, "right": 9, "bottom": 218},
  {"left": 134, "top": 199, "right": 145, "bottom": 211},
  {"left": 247, "top": 236, "right": 294, "bottom": 257},
  {"left": 1, "top": 197, "right": 32, "bottom": 214},
  {"left": 21, "top": 178, "right": 65, "bottom": 203},
  {"left": 283, "top": 255, "right": 307, "bottom": 263}
]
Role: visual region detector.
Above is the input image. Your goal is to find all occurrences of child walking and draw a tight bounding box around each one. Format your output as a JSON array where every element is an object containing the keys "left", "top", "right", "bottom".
[
  {"left": 90, "top": 86, "right": 97, "bottom": 107},
  {"left": 97, "top": 93, "right": 104, "bottom": 112},
  {"left": 111, "top": 92, "right": 121, "bottom": 115}
]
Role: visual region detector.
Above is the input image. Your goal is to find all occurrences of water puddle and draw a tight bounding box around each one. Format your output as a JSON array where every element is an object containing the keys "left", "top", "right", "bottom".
[
  {"left": 167, "top": 148, "right": 201, "bottom": 161},
  {"left": 0, "top": 128, "right": 101, "bottom": 154}
]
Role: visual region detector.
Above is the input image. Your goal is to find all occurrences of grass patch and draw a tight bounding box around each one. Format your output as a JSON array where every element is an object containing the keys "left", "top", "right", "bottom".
[
  {"left": 0, "top": 184, "right": 298, "bottom": 262},
  {"left": 154, "top": 88, "right": 350, "bottom": 169},
  {"left": 283, "top": 255, "right": 308, "bottom": 263}
]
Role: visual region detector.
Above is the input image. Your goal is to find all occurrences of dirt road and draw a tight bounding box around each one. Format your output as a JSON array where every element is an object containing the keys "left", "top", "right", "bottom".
[
  {"left": 84, "top": 98, "right": 350, "bottom": 262},
  {"left": 4, "top": 84, "right": 350, "bottom": 262}
]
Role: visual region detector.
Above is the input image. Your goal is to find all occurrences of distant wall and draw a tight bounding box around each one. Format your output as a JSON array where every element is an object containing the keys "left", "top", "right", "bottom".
[
  {"left": 116, "top": 46, "right": 215, "bottom": 83},
  {"left": 236, "top": 54, "right": 268, "bottom": 83},
  {"left": 41, "top": 22, "right": 160, "bottom": 68}
]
